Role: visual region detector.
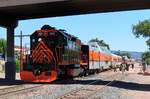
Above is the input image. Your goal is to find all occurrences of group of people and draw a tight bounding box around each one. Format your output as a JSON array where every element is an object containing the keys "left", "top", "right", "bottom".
[{"left": 111, "top": 62, "right": 134, "bottom": 74}]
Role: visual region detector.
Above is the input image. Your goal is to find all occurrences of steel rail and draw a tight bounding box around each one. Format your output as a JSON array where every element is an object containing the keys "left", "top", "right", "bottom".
[
  {"left": 85, "top": 74, "right": 128, "bottom": 98},
  {"left": 0, "top": 84, "right": 43, "bottom": 98},
  {"left": 57, "top": 73, "right": 127, "bottom": 99},
  {"left": 0, "top": 70, "right": 114, "bottom": 98}
]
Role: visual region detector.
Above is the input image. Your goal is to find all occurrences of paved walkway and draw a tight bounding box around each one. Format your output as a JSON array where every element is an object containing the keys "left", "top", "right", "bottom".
[{"left": 121, "top": 63, "right": 150, "bottom": 99}]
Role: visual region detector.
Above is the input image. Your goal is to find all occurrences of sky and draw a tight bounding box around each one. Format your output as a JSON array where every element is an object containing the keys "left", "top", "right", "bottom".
[{"left": 0, "top": 9, "right": 150, "bottom": 52}]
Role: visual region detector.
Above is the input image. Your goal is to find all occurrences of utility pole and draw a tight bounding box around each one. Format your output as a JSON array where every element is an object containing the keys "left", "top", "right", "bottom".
[{"left": 14, "top": 32, "right": 30, "bottom": 71}]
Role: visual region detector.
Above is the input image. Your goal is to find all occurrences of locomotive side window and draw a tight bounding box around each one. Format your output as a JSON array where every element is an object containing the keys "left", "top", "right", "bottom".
[
  {"left": 68, "top": 40, "right": 72, "bottom": 49},
  {"left": 38, "top": 32, "right": 43, "bottom": 36},
  {"left": 49, "top": 32, "right": 55, "bottom": 35}
]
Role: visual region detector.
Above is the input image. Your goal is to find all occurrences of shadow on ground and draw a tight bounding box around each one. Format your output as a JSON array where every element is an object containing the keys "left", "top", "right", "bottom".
[
  {"left": 0, "top": 75, "right": 150, "bottom": 92},
  {"left": 138, "top": 72, "right": 150, "bottom": 76},
  {"left": 0, "top": 78, "right": 53, "bottom": 86},
  {"left": 0, "top": 78, "right": 31, "bottom": 86},
  {"left": 51, "top": 78, "right": 150, "bottom": 92}
]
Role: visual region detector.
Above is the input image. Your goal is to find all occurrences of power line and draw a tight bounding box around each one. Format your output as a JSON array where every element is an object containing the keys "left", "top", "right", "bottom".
[{"left": 14, "top": 35, "right": 30, "bottom": 37}]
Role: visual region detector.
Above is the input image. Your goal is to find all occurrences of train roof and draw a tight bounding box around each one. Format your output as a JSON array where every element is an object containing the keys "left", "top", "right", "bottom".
[
  {"left": 100, "top": 46, "right": 111, "bottom": 54},
  {"left": 122, "top": 56, "right": 129, "bottom": 59},
  {"left": 87, "top": 42, "right": 111, "bottom": 54},
  {"left": 111, "top": 53, "right": 122, "bottom": 58},
  {"left": 31, "top": 25, "right": 80, "bottom": 42},
  {"left": 58, "top": 29, "right": 79, "bottom": 41}
]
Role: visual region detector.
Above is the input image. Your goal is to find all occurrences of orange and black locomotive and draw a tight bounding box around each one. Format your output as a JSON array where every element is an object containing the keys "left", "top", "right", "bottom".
[{"left": 20, "top": 25, "right": 83, "bottom": 82}]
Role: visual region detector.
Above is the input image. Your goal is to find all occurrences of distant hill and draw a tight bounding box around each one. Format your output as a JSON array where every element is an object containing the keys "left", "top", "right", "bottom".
[{"left": 111, "top": 50, "right": 143, "bottom": 59}]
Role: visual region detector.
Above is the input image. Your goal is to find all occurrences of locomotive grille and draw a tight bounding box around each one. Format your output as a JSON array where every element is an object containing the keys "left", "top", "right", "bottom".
[{"left": 32, "top": 41, "right": 56, "bottom": 68}]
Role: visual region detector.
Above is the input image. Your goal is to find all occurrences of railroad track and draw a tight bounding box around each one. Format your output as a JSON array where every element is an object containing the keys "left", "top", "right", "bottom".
[
  {"left": 0, "top": 73, "right": 94, "bottom": 98},
  {"left": 57, "top": 73, "right": 127, "bottom": 99},
  {"left": 0, "top": 70, "right": 119, "bottom": 99},
  {"left": 0, "top": 84, "right": 43, "bottom": 98},
  {"left": 0, "top": 74, "right": 98, "bottom": 98}
]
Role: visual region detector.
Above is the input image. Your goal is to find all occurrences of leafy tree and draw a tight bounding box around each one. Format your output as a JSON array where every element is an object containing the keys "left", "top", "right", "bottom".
[
  {"left": 90, "top": 38, "right": 110, "bottom": 49},
  {"left": 141, "top": 51, "right": 150, "bottom": 61},
  {"left": 145, "top": 58, "right": 150, "bottom": 65},
  {"left": 121, "top": 53, "right": 131, "bottom": 59},
  {"left": 132, "top": 19, "right": 150, "bottom": 47},
  {"left": 0, "top": 39, "right": 7, "bottom": 56},
  {"left": 15, "top": 59, "right": 20, "bottom": 72},
  {"left": 141, "top": 51, "right": 150, "bottom": 65},
  {"left": 146, "top": 40, "right": 150, "bottom": 47},
  {"left": 114, "top": 51, "right": 131, "bottom": 59},
  {"left": 132, "top": 20, "right": 150, "bottom": 38}
]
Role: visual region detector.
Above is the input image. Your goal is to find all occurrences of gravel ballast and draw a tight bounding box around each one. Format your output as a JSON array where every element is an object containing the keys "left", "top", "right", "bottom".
[{"left": 1, "top": 63, "right": 150, "bottom": 99}]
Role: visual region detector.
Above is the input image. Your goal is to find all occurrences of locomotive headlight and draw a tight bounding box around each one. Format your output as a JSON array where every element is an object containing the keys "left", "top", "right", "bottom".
[{"left": 49, "top": 32, "right": 55, "bottom": 35}]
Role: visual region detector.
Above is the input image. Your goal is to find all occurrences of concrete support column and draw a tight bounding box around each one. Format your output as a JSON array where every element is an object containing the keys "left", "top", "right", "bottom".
[
  {"left": 0, "top": 18, "right": 18, "bottom": 80},
  {"left": 5, "top": 26, "right": 16, "bottom": 80}
]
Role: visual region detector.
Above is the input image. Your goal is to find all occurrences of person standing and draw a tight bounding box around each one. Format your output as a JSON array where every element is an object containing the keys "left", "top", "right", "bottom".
[
  {"left": 110, "top": 62, "right": 113, "bottom": 69},
  {"left": 121, "top": 63, "right": 126, "bottom": 75},
  {"left": 132, "top": 64, "right": 134, "bottom": 69},
  {"left": 114, "top": 63, "right": 117, "bottom": 72},
  {"left": 142, "top": 62, "right": 147, "bottom": 74},
  {"left": 119, "top": 64, "right": 122, "bottom": 71},
  {"left": 126, "top": 63, "right": 129, "bottom": 71},
  {"left": 142, "top": 62, "right": 146, "bottom": 73}
]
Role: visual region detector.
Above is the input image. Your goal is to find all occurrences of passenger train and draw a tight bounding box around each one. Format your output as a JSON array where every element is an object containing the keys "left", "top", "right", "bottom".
[{"left": 20, "top": 25, "right": 135, "bottom": 82}]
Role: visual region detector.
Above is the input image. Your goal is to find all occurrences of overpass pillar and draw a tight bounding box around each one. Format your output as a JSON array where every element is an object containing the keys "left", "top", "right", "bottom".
[{"left": 5, "top": 20, "right": 18, "bottom": 80}]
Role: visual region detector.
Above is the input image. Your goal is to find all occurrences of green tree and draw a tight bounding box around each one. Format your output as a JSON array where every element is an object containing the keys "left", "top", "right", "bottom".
[
  {"left": 141, "top": 51, "right": 150, "bottom": 61},
  {"left": 15, "top": 59, "right": 20, "bottom": 72},
  {"left": 121, "top": 53, "right": 131, "bottom": 59},
  {"left": 0, "top": 39, "right": 7, "bottom": 55},
  {"left": 145, "top": 58, "right": 150, "bottom": 65},
  {"left": 114, "top": 51, "right": 131, "bottom": 59},
  {"left": 90, "top": 38, "right": 110, "bottom": 49},
  {"left": 141, "top": 51, "right": 150, "bottom": 65},
  {"left": 132, "top": 19, "right": 150, "bottom": 47}
]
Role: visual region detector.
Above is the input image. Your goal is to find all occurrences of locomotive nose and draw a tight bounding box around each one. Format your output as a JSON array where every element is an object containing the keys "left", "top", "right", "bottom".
[{"left": 32, "top": 41, "right": 57, "bottom": 68}]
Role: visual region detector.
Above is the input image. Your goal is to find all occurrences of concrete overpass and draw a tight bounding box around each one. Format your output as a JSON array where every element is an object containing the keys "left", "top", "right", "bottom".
[{"left": 1, "top": 0, "right": 150, "bottom": 80}]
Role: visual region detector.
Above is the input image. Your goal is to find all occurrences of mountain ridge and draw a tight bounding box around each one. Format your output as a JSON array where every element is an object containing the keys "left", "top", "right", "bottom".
[{"left": 111, "top": 50, "right": 143, "bottom": 59}]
